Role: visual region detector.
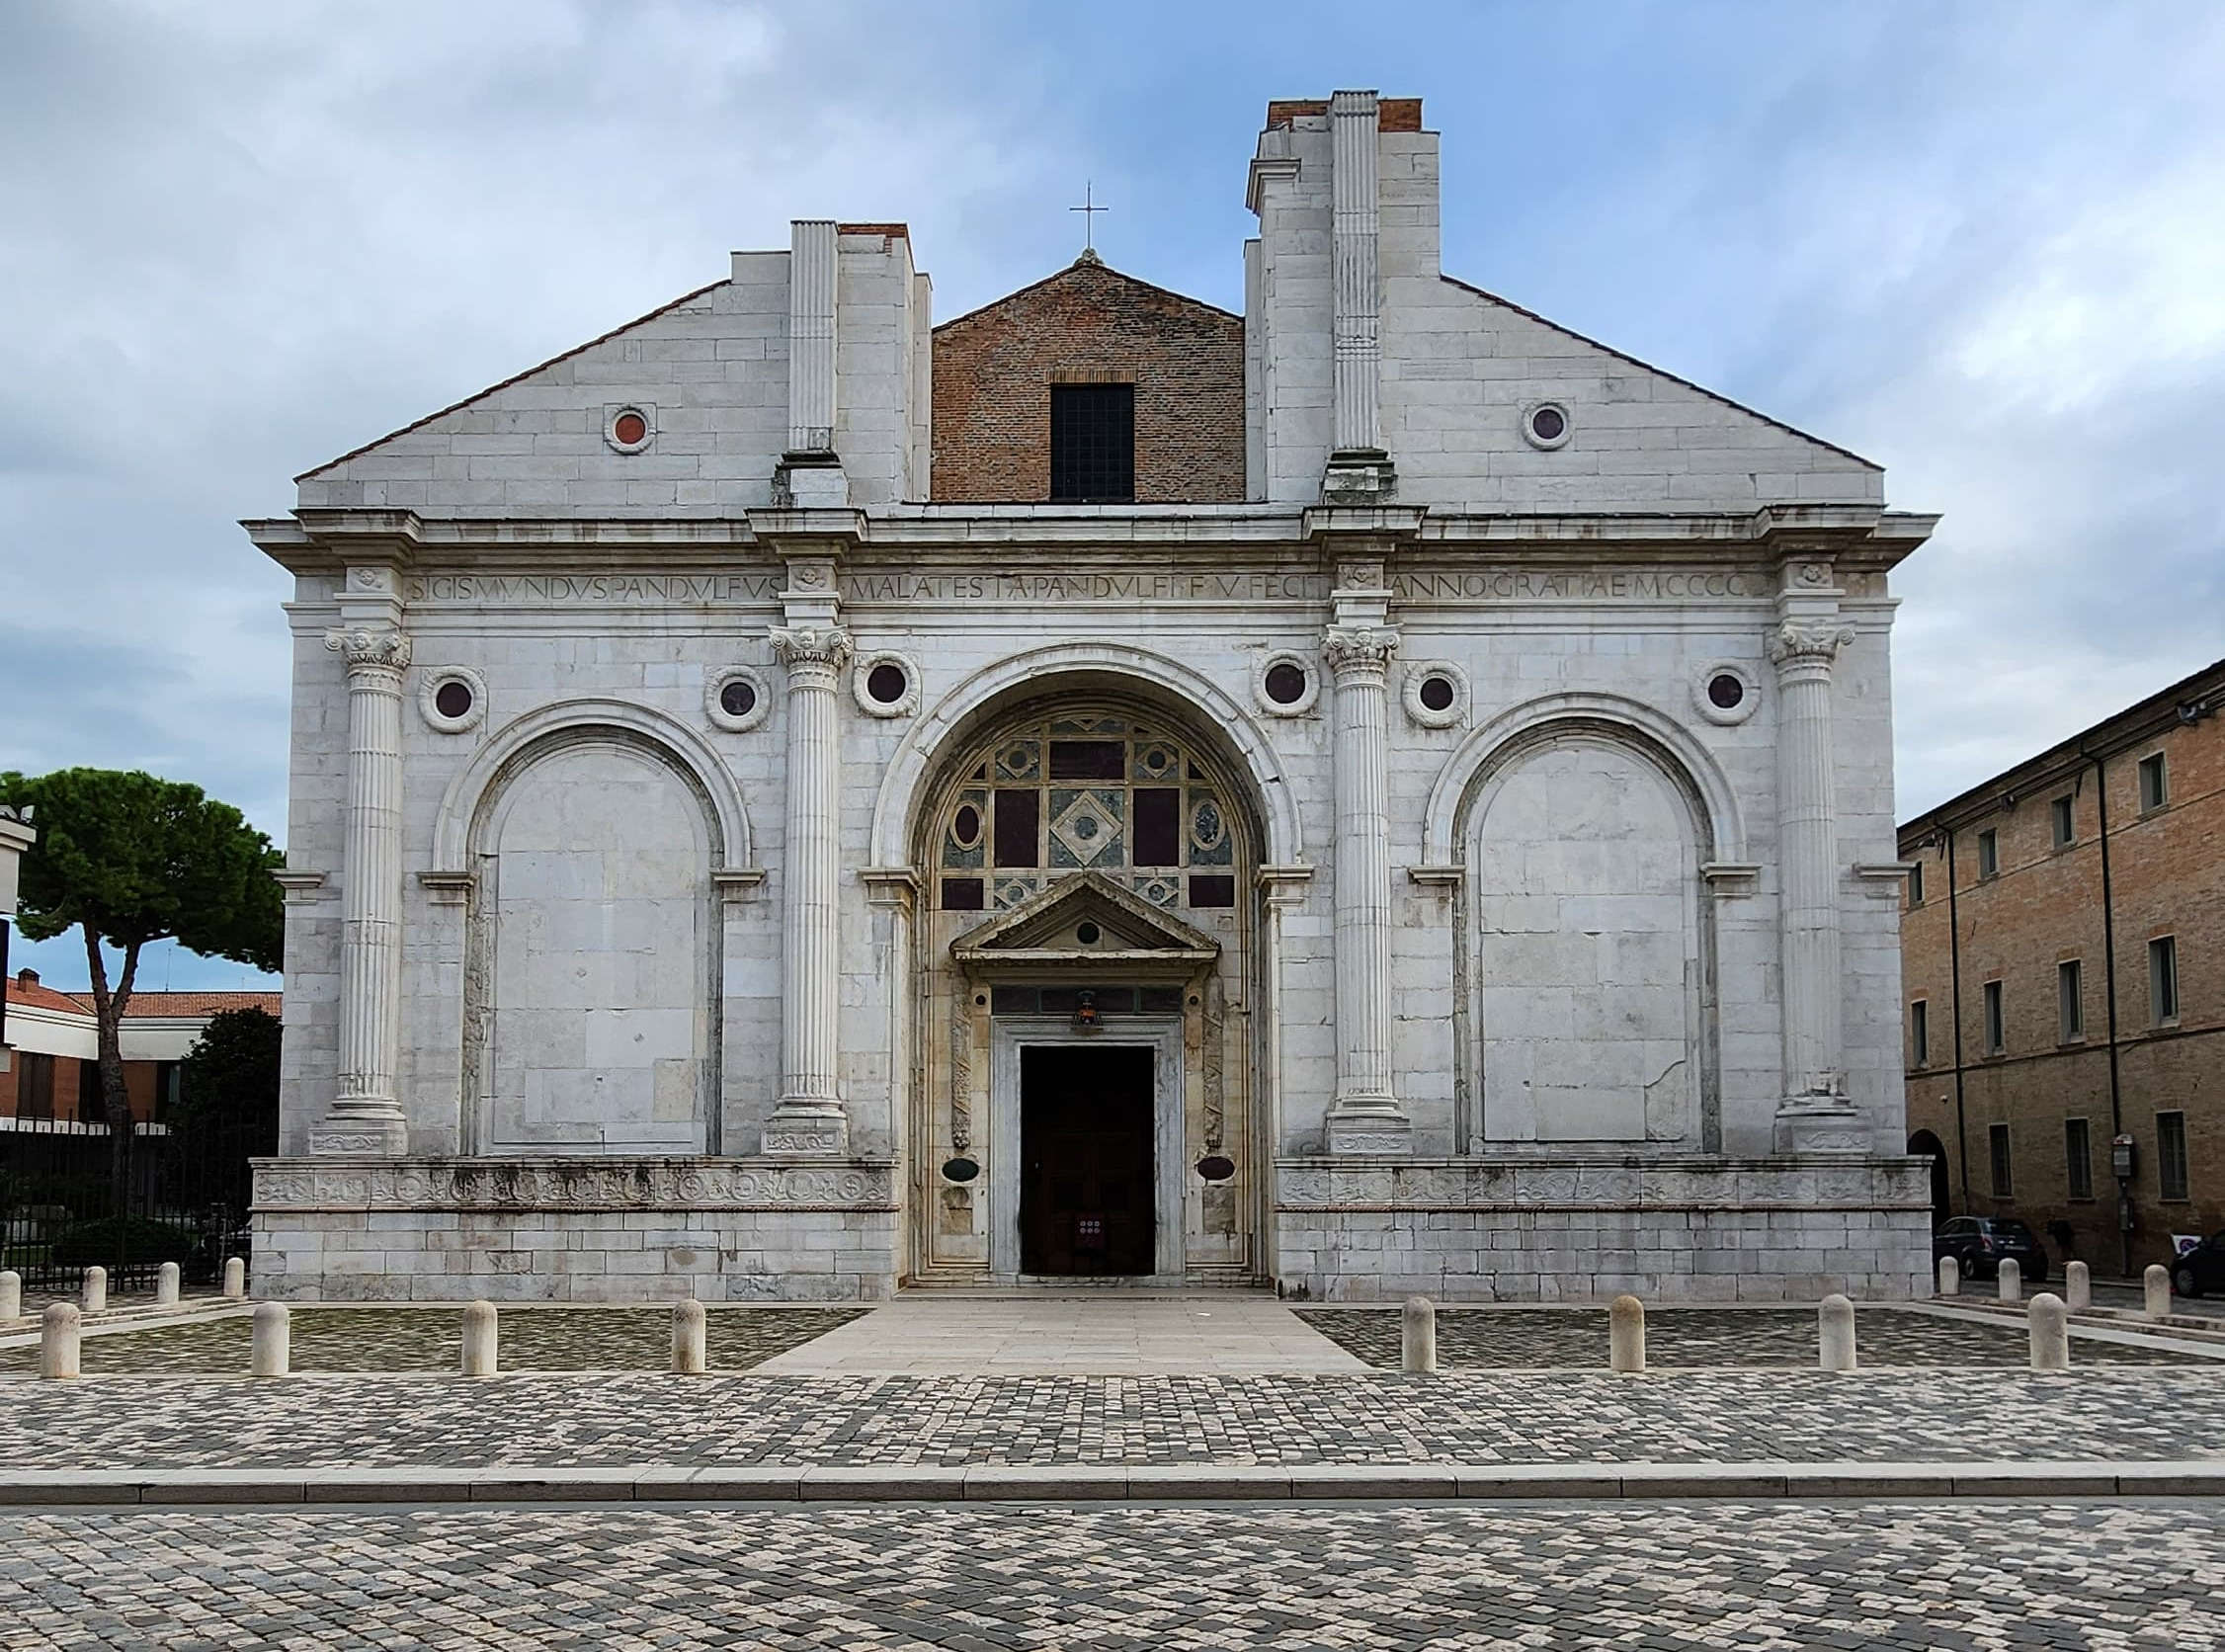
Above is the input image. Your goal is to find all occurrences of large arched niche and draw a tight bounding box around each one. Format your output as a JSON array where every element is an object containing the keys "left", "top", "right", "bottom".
[
  {"left": 899, "top": 667, "right": 1274, "bottom": 1284},
  {"left": 1449, "top": 715, "right": 1724, "bottom": 1155},
  {"left": 456, "top": 721, "right": 727, "bottom": 1158}
]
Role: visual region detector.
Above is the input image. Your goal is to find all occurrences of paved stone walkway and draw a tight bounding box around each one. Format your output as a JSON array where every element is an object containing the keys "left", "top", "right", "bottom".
[
  {"left": 1, "top": 1501, "right": 2217, "bottom": 1649},
  {"left": 755, "top": 1294, "right": 1365, "bottom": 1373},
  {"left": 2, "top": 1368, "right": 2219, "bottom": 1469},
  {"left": 0, "top": 1304, "right": 868, "bottom": 1375},
  {"left": 1301, "top": 1303, "right": 2197, "bottom": 1367}
]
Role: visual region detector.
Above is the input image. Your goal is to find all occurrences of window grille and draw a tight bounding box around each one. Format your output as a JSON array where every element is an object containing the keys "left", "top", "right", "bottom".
[{"left": 1049, "top": 383, "right": 1135, "bottom": 503}]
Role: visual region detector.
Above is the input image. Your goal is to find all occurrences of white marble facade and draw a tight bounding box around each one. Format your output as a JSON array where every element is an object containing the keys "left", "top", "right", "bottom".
[{"left": 248, "top": 94, "right": 1937, "bottom": 1303}]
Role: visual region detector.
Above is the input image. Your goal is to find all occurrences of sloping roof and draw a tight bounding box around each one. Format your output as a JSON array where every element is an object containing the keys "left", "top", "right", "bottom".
[
  {"left": 934, "top": 254, "right": 1240, "bottom": 335},
  {"left": 1439, "top": 274, "right": 1881, "bottom": 470},
  {"left": 4, "top": 977, "right": 89, "bottom": 1016},
  {"left": 115, "top": 992, "right": 284, "bottom": 1020},
  {"left": 295, "top": 280, "right": 727, "bottom": 481}
]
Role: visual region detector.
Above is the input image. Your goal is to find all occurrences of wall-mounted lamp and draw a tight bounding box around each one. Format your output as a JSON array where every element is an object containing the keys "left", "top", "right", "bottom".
[{"left": 1071, "top": 989, "right": 1102, "bottom": 1033}]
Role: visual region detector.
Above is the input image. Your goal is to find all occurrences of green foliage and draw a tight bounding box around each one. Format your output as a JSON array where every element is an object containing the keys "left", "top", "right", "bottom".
[
  {"left": 170, "top": 1008, "right": 282, "bottom": 1211},
  {"left": 49, "top": 1214, "right": 196, "bottom": 1268},
  {"left": 0, "top": 768, "right": 283, "bottom": 971}
]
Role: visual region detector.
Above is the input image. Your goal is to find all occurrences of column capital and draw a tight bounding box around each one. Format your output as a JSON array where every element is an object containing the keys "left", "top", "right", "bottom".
[
  {"left": 324, "top": 627, "right": 413, "bottom": 674},
  {"left": 771, "top": 624, "right": 855, "bottom": 674},
  {"left": 1322, "top": 624, "right": 1400, "bottom": 678},
  {"left": 1767, "top": 619, "right": 1854, "bottom": 674}
]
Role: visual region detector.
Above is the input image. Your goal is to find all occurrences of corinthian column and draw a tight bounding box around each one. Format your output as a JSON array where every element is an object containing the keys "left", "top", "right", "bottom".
[
  {"left": 767, "top": 623, "right": 852, "bottom": 1155},
  {"left": 315, "top": 624, "right": 412, "bottom": 1156},
  {"left": 1768, "top": 615, "right": 1864, "bottom": 1154},
  {"left": 1322, "top": 622, "right": 1411, "bottom": 1155}
]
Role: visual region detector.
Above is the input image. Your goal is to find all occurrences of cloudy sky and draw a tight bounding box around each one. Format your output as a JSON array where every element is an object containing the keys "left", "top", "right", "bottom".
[{"left": 3, "top": 1, "right": 2220, "bottom": 990}]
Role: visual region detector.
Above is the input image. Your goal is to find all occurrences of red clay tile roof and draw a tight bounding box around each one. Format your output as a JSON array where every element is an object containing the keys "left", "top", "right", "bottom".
[
  {"left": 2, "top": 982, "right": 282, "bottom": 1020},
  {"left": 4, "top": 977, "right": 91, "bottom": 1016}
]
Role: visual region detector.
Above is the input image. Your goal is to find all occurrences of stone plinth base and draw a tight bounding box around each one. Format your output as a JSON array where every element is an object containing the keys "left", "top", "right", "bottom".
[
  {"left": 249, "top": 1156, "right": 899, "bottom": 1303},
  {"left": 1272, "top": 1155, "right": 1934, "bottom": 1303}
]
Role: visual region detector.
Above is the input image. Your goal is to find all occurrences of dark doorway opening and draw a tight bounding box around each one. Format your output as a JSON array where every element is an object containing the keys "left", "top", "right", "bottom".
[
  {"left": 1021, "top": 1044, "right": 1155, "bottom": 1276},
  {"left": 1908, "top": 1130, "right": 1951, "bottom": 1229}
]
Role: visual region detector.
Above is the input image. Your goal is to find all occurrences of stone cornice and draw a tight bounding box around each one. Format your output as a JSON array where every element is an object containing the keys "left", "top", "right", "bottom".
[{"left": 245, "top": 504, "right": 1939, "bottom": 577}]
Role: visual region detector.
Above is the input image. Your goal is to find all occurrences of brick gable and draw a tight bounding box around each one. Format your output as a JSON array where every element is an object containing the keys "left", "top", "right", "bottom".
[{"left": 931, "top": 258, "right": 1245, "bottom": 504}]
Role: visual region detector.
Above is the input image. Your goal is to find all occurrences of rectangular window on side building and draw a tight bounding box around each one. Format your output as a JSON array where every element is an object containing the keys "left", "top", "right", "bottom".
[
  {"left": 1983, "top": 979, "right": 2005, "bottom": 1054},
  {"left": 2138, "top": 752, "right": 2168, "bottom": 813},
  {"left": 1907, "top": 861, "right": 1925, "bottom": 906},
  {"left": 2150, "top": 936, "right": 2180, "bottom": 1024},
  {"left": 16, "top": 1051, "right": 54, "bottom": 1119},
  {"left": 2058, "top": 959, "right": 2084, "bottom": 1041},
  {"left": 2051, "top": 795, "right": 2075, "bottom": 848},
  {"left": 2065, "top": 1117, "right": 2094, "bottom": 1201},
  {"left": 1989, "top": 1122, "right": 2014, "bottom": 1198},
  {"left": 1977, "top": 829, "right": 1999, "bottom": 878},
  {"left": 1910, "top": 999, "right": 1929, "bottom": 1068},
  {"left": 2158, "top": 1111, "right": 2189, "bottom": 1201}
]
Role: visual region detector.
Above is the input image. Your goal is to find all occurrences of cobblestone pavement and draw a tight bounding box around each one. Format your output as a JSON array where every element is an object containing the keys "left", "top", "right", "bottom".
[
  {"left": 1, "top": 1501, "right": 2219, "bottom": 1649},
  {"left": 1, "top": 1368, "right": 2219, "bottom": 1469},
  {"left": 0, "top": 1305, "right": 869, "bottom": 1375},
  {"left": 1300, "top": 1304, "right": 2195, "bottom": 1367}
]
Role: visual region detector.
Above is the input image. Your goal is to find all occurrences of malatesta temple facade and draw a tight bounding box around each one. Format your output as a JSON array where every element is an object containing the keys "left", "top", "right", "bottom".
[{"left": 249, "top": 94, "right": 1938, "bottom": 1302}]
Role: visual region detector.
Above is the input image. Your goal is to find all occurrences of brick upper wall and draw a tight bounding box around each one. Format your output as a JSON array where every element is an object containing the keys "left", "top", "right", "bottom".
[{"left": 930, "top": 257, "right": 1245, "bottom": 504}]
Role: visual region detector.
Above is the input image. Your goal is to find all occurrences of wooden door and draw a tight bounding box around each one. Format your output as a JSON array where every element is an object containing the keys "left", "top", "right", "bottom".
[{"left": 1020, "top": 1044, "right": 1155, "bottom": 1276}]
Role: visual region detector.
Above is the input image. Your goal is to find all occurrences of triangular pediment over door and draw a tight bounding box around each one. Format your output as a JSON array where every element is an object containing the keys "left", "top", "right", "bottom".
[{"left": 949, "top": 869, "right": 1219, "bottom": 979}]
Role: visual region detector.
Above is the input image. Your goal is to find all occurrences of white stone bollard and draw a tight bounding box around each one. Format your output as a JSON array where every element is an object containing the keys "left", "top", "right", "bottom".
[
  {"left": 1608, "top": 1294, "right": 1646, "bottom": 1374},
  {"left": 81, "top": 1267, "right": 107, "bottom": 1313},
  {"left": 154, "top": 1261, "right": 180, "bottom": 1308},
  {"left": 460, "top": 1300, "right": 498, "bottom": 1376},
  {"left": 1937, "top": 1255, "right": 1959, "bottom": 1296},
  {"left": 672, "top": 1299, "right": 708, "bottom": 1375},
  {"left": 0, "top": 1271, "right": 19, "bottom": 1322},
  {"left": 1401, "top": 1296, "right": 1437, "bottom": 1374},
  {"left": 2144, "top": 1264, "right": 2172, "bottom": 1321},
  {"left": 1818, "top": 1294, "right": 1857, "bottom": 1372},
  {"left": 2028, "top": 1293, "right": 2070, "bottom": 1370},
  {"left": 222, "top": 1257, "right": 246, "bottom": 1300},
  {"left": 1997, "top": 1257, "right": 2020, "bottom": 1303},
  {"left": 2064, "top": 1260, "right": 2091, "bottom": 1312},
  {"left": 40, "top": 1302, "right": 81, "bottom": 1380},
  {"left": 252, "top": 1302, "right": 290, "bottom": 1377}
]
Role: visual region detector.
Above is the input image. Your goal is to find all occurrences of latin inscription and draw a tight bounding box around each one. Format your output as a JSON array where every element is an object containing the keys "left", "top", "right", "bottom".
[{"left": 401, "top": 566, "right": 1769, "bottom": 608}]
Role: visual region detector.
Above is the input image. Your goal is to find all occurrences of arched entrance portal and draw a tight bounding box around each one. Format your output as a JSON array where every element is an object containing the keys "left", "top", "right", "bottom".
[
  {"left": 1908, "top": 1130, "right": 1951, "bottom": 1230},
  {"left": 907, "top": 693, "right": 1267, "bottom": 1285}
]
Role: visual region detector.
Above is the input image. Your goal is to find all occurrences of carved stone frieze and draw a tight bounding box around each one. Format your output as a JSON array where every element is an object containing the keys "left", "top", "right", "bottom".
[
  {"left": 1271, "top": 1156, "right": 1930, "bottom": 1214},
  {"left": 949, "top": 990, "right": 973, "bottom": 1154},
  {"left": 253, "top": 1157, "right": 898, "bottom": 1212}
]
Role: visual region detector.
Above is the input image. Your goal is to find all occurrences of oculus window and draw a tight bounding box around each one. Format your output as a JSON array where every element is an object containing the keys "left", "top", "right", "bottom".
[{"left": 1049, "top": 383, "right": 1135, "bottom": 503}]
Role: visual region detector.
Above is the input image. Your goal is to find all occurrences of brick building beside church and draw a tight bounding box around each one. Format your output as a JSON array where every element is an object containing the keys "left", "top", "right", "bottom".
[
  {"left": 1899, "top": 659, "right": 2224, "bottom": 1274},
  {"left": 245, "top": 92, "right": 1938, "bottom": 1303}
]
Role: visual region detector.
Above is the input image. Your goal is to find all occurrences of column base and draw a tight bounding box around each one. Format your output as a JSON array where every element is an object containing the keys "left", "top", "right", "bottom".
[
  {"left": 1772, "top": 1100, "right": 1871, "bottom": 1156},
  {"left": 764, "top": 1096, "right": 850, "bottom": 1157},
  {"left": 1326, "top": 1097, "right": 1412, "bottom": 1158},
  {"left": 1320, "top": 448, "right": 1398, "bottom": 506},
  {"left": 308, "top": 1103, "right": 408, "bottom": 1158}
]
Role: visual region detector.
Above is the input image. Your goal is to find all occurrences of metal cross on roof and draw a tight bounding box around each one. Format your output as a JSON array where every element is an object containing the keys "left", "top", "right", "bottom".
[{"left": 1070, "top": 180, "right": 1109, "bottom": 253}]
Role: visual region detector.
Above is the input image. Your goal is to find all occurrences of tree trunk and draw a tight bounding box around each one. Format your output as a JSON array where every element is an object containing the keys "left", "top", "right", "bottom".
[{"left": 81, "top": 928, "right": 140, "bottom": 1210}]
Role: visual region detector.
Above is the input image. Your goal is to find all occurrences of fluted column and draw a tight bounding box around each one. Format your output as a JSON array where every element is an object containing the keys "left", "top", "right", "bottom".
[
  {"left": 1323, "top": 623, "right": 1410, "bottom": 1154},
  {"left": 1769, "top": 615, "right": 1865, "bottom": 1154},
  {"left": 1320, "top": 90, "right": 1396, "bottom": 504},
  {"left": 767, "top": 623, "right": 852, "bottom": 1155},
  {"left": 315, "top": 625, "right": 411, "bottom": 1156}
]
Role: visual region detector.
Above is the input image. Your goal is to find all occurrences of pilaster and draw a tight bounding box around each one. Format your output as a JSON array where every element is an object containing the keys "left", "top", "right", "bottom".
[
  {"left": 767, "top": 537, "right": 852, "bottom": 1156},
  {"left": 316, "top": 563, "right": 411, "bottom": 1156},
  {"left": 1320, "top": 537, "right": 1410, "bottom": 1155},
  {"left": 778, "top": 217, "right": 848, "bottom": 507},
  {"left": 1323, "top": 89, "right": 1395, "bottom": 505},
  {"left": 1769, "top": 554, "right": 1863, "bottom": 1154}
]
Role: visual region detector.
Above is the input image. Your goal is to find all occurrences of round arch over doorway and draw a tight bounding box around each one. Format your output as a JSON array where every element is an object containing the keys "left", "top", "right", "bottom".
[{"left": 900, "top": 678, "right": 1275, "bottom": 1288}]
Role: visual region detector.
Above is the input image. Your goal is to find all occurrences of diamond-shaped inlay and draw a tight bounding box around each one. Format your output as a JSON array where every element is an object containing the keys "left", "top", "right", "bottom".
[{"left": 1050, "top": 790, "right": 1122, "bottom": 867}]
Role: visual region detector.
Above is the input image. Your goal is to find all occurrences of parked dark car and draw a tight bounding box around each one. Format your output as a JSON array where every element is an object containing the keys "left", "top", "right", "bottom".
[
  {"left": 2170, "top": 1232, "right": 2225, "bottom": 1298},
  {"left": 1934, "top": 1215, "right": 2049, "bottom": 1282}
]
